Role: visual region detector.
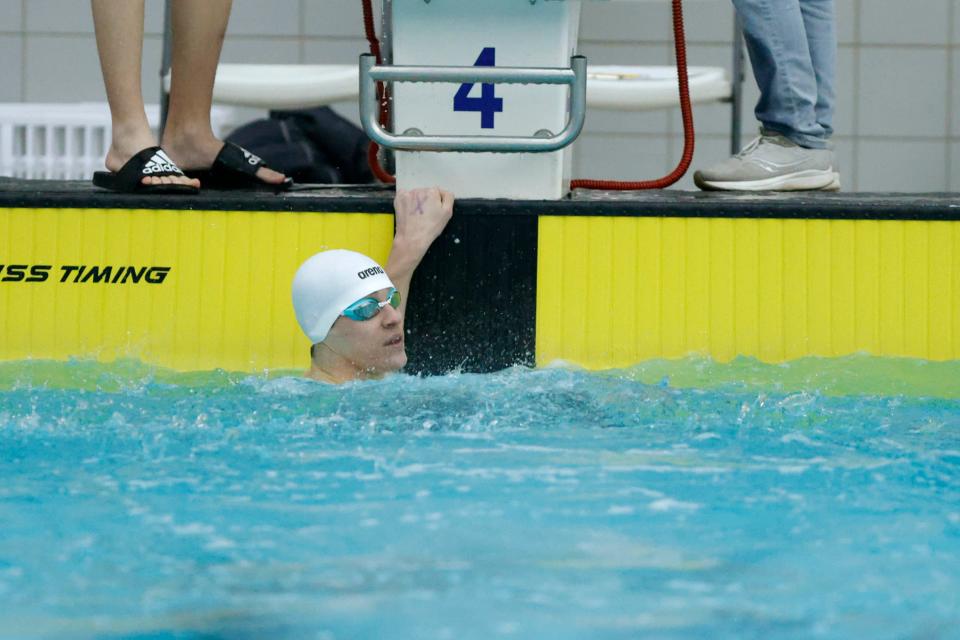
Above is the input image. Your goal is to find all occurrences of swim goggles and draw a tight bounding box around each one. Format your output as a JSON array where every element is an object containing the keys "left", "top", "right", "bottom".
[{"left": 342, "top": 288, "right": 401, "bottom": 321}]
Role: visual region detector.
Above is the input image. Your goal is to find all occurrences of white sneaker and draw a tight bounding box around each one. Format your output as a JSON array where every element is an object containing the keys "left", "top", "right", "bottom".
[{"left": 694, "top": 130, "right": 839, "bottom": 192}]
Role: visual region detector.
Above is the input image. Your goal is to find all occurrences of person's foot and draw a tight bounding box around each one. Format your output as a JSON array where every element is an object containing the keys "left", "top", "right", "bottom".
[
  {"left": 105, "top": 131, "right": 200, "bottom": 189},
  {"left": 162, "top": 130, "right": 287, "bottom": 186},
  {"left": 694, "top": 130, "right": 839, "bottom": 192},
  {"left": 821, "top": 173, "right": 842, "bottom": 191}
]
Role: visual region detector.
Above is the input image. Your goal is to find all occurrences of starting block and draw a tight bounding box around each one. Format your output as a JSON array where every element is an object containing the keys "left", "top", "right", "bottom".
[{"left": 365, "top": 0, "right": 585, "bottom": 200}]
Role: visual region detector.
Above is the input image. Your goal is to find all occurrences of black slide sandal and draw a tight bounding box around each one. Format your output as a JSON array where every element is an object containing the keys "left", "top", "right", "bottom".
[
  {"left": 92, "top": 147, "right": 199, "bottom": 195},
  {"left": 184, "top": 142, "right": 294, "bottom": 192}
]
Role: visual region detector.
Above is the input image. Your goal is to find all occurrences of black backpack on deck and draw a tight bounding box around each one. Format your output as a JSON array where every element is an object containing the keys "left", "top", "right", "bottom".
[{"left": 225, "top": 107, "right": 374, "bottom": 185}]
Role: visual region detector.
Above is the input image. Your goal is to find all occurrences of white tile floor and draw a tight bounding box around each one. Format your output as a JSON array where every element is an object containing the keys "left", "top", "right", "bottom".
[
  {"left": 24, "top": 0, "right": 95, "bottom": 34},
  {"left": 0, "top": 0, "right": 22, "bottom": 34},
  {"left": 952, "top": 49, "right": 960, "bottom": 138},
  {"left": 227, "top": 0, "right": 301, "bottom": 37},
  {"left": 951, "top": 143, "right": 960, "bottom": 190},
  {"left": 0, "top": 35, "right": 22, "bottom": 102},
  {"left": 860, "top": 0, "right": 951, "bottom": 46},
  {"left": 954, "top": 0, "right": 960, "bottom": 44},
  {"left": 857, "top": 139, "right": 949, "bottom": 192},
  {"left": 857, "top": 48, "right": 949, "bottom": 138}
]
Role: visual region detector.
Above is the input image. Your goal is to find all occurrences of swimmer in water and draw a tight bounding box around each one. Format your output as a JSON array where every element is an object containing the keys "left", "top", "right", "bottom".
[{"left": 292, "top": 188, "right": 454, "bottom": 384}]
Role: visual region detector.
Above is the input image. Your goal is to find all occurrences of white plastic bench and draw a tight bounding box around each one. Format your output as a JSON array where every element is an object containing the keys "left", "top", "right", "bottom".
[{"left": 165, "top": 63, "right": 731, "bottom": 113}]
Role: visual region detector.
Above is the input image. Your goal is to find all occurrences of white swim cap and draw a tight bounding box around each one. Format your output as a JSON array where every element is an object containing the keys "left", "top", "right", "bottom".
[{"left": 292, "top": 249, "right": 395, "bottom": 344}]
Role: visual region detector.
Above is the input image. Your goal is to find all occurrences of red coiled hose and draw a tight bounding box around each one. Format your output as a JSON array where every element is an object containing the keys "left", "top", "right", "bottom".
[
  {"left": 362, "top": 0, "right": 395, "bottom": 184},
  {"left": 361, "top": 0, "right": 694, "bottom": 190},
  {"left": 571, "top": 0, "right": 694, "bottom": 190}
]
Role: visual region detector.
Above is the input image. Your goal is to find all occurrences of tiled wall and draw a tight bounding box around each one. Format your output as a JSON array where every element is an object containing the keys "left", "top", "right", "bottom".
[{"left": 0, "top": 0, "right": 957, "bottom": 191}]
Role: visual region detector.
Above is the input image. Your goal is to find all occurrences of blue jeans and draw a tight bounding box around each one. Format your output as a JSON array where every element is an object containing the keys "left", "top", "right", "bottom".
[{"left": 731, "top": 0, "right": 836, "bottom": 149}]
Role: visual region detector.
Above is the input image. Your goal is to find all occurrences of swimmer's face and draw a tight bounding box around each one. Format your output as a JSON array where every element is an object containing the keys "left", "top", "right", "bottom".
[{"left": 322, "top": 287, "right": 407, "bottom": 376}]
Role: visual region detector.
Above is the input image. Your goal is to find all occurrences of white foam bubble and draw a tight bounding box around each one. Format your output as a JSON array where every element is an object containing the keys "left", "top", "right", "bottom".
[
  {"left": 648, "top": 498, "right": 701, "bottom": 512},
  {"left": 607, "top": 505, "right": 635, "bottom": 515}
]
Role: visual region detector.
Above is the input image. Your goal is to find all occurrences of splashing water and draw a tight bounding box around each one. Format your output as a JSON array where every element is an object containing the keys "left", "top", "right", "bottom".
[{"left": 0, "top": 358, "right": 958, "bottom": 639}]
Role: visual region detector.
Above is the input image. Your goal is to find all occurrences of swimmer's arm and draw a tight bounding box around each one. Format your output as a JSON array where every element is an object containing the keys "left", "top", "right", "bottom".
[
  {"left": 387, "top": 188, "right": 454, "bottom": 317},
  {"left": 385, "top": 247, "right": 417, "bottom": 318}
]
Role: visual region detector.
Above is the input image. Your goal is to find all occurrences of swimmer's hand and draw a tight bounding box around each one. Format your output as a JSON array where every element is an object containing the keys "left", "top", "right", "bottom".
[
  {"left": 393, "top": 188, "right": 454, "bottom": 257},
  {"left": 387, "top": 187, "right": 454, "bottom": 316}
]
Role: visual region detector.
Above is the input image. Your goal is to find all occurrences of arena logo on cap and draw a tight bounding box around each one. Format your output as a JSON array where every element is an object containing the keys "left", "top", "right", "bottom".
[{"left": 357, "top": 266, "right": 385, "bottom": 280}]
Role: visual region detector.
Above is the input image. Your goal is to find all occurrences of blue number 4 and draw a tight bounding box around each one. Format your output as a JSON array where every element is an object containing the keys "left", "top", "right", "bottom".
[{"left": 453, "top": 47, "right": 504, "bottom": 129}]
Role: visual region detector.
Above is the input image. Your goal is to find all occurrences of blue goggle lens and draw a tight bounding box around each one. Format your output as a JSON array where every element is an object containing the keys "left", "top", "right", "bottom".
[{"left": 342, "top": 288, "right": 401, "bottom": 321}]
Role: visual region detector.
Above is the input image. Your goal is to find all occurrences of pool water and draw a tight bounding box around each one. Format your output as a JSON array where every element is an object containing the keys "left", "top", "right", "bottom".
[{"left": 1, "top": 358, "right": 958, "bottom": 639}]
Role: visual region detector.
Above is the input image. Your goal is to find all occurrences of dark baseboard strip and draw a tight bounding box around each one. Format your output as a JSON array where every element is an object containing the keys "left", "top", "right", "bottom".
[{"left": 1, "top": 179, "right": 958, "bottom": 220}]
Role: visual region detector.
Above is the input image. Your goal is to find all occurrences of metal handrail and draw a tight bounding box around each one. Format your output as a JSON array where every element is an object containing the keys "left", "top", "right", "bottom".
[{"left": 359, "top": 54, "right": 588, "bottom": 153}]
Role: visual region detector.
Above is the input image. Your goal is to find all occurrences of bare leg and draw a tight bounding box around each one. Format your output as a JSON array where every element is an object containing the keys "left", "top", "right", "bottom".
[
  {"left": 91, "top": 0, "right": 198, "bottom": 188},
  {"left": 161, "top": 0, "right": 285, "bottom": 185}
]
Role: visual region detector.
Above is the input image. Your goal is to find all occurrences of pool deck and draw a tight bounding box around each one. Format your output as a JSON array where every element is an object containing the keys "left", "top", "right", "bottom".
[{"left": 1, "top": 178, "right": 958, "bottom": 220}]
